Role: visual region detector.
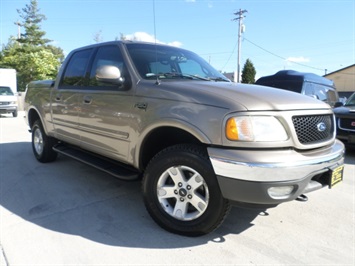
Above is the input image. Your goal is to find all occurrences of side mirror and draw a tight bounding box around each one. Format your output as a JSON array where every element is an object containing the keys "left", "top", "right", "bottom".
[{"left": 95, "top": 65, "right": 124, "bottom": 85}]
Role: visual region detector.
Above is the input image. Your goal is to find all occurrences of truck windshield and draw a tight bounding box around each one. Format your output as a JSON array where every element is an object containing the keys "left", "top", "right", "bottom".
[
  {"left": 126, "top": 43, "right": 229, "bottom": 82},
  {"left": 0, "top": 86, "right": 14, "bottom": 96},
  {"left": 303, "top": 81, "right": 339, "bottom": 106},
  {"left": 344, "top": 93, "right": 355, "bottom": 106}
]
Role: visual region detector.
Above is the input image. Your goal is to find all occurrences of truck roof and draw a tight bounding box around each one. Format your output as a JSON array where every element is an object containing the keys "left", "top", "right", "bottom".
[{"left": 256, "top": 70, "right": 334, "bottom": 87}]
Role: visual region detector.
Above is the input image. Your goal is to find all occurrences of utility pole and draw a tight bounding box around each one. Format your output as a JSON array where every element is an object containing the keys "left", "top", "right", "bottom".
[
  {"left": 14, "top": 21, "right": 22, "bottom": 39},
  {"left": 233, "top": 9, "right": 247, "bottom": 83}
]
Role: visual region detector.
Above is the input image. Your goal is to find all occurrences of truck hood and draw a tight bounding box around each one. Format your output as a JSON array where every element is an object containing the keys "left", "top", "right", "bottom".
[{"left": 138, "top": 80, "right": 331, "bottom": 111}]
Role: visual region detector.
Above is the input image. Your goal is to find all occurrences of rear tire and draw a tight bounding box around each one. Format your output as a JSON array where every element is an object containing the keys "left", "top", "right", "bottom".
[
  {"left": 142, "top": 144, "right": 230, "bottom": 236},
  {"left": 31, "top": 120, "right": 58, "bottom": 163}
]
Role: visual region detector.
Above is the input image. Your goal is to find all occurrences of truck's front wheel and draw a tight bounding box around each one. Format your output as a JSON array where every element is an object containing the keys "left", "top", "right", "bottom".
[
  {"left": 31, "top": 120, "right": 58, "bottom": 163},
  {"left": 142, "top": 144, "right": 230, "bottom": 236}
]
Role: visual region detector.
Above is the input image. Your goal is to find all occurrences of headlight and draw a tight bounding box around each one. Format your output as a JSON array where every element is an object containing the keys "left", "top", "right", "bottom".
[{"left": 226, "top": 116, "right": 288, "bottom": 142}]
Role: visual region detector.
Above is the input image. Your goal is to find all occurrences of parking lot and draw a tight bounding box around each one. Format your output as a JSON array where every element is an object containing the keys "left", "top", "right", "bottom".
[{"left": 1, "top": 113, "right": 354, "bottom": 265}]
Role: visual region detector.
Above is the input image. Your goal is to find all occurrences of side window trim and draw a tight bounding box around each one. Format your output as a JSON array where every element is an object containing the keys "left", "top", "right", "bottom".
[
  {"left": 58, "top": 48, "right": 95, "bottom": 89},
  {"left": 87, "top": 44, "right": 131, "bottom": 91}
]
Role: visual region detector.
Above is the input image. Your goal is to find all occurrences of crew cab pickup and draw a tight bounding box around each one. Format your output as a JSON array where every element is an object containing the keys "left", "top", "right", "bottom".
[{"left": 24, "top": 41, "right": 345, "bottom": 236}]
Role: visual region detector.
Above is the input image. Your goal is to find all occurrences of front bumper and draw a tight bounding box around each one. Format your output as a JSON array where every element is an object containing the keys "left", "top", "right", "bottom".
[
  {"left": 0, "top": 106, "right": 17, "bottom": 114},
  {"left": 208, "top": 139, "right": 345, "bottom": 206},
  {"left": 336, "top": 127, "right": 355, "bottom": 149}
]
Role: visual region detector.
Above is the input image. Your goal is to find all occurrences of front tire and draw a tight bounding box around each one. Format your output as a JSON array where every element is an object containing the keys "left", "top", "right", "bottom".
[
  {"left": 31, "top": 120, "right": 58, "bottom": 163},
  {"left": 142, "top": 144, "right": 230, "bottom": 236}
]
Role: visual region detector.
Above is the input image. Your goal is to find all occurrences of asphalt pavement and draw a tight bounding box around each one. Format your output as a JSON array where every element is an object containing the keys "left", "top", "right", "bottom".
[{"left": 1, "top": 112, "right": 354, "bottom": 265}]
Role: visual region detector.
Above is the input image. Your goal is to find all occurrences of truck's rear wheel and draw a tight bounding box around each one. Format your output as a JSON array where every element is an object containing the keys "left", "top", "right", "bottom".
[
  {"left": 31, "top": 120, "right": 58, "bottom": 163},
  {"left": 142, "top": 144, "right": 230, "bottom": 236}
]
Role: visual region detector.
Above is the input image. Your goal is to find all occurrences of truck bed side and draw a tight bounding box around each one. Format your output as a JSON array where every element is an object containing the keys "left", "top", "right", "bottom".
[{"left": 25, "top": 80, "right": 55, "bottom": 135}]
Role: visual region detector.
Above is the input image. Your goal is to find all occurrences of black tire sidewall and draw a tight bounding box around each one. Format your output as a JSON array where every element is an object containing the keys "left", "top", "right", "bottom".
[
  {"left": 143, "top": 144, "right": 229, "bottom": 236},
  {"left": 31, "top": 120, "right": 57, "bottom": 163}
]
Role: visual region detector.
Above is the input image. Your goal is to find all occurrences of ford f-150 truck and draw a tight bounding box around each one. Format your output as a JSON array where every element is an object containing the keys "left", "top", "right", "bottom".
[{"left": 24, "top": 41, "right": 345, "bottom": 236}]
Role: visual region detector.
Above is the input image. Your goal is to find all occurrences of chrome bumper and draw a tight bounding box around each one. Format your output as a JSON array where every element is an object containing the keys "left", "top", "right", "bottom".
[
  {"left": 209, "top": 140, "right": 344, "bottom": 182},
  {"left": 208, "top": 140, "right": 345, "bottom": 205}
]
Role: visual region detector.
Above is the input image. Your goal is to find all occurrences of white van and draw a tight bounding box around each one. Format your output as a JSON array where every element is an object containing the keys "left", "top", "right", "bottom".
[{"left": 0, "top": 69, "right": 18, "bottom": 117}]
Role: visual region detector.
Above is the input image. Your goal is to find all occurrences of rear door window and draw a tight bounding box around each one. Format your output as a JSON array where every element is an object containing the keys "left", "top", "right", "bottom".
[{"left": 60, "top": 49, "right": 93, "bottom": 88}]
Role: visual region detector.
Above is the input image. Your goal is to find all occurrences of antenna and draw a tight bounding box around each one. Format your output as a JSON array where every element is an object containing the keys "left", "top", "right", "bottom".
[{"left": 153, "top": 0, "right": 160, "bottom": 85}]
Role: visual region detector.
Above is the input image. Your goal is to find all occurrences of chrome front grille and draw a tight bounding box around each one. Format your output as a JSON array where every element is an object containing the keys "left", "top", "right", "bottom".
[{"left": 292, "top": 115, "right": 334, "bottom": 145}]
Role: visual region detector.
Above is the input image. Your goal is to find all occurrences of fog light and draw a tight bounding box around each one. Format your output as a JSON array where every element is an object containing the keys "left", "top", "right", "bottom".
[{"left": 268, "top": 186, "right": 295, "bottom": 199}]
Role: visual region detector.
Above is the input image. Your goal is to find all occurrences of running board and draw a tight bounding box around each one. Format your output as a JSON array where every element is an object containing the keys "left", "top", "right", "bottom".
[{"left": 53, "top": 144, "right": 140, "bottom": 181}]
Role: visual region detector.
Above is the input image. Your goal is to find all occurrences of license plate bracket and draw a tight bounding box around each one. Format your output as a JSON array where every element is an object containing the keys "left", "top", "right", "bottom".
[{"left": 329, "top": 165, "right": 344, "bottom": 188}]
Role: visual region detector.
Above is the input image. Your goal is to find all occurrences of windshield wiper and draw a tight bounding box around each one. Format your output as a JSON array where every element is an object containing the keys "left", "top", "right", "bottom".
[
  {"left": 146, "top": 72, "right": 228, "bottom": 82},
  {"left": 181, "top": 74, "right": 211, "bottom": 81},
  {"left": 208, "top": 77, "right": 230, "bottom": 82},
  {"left": 163, "top": 73, "right": 195, "bottom": 79},
  {"left": 183, "top": 74, "right": 230, "bottom": 82},
  {"left": 146, "top": 72, "right": 194, "bottom": 80}
]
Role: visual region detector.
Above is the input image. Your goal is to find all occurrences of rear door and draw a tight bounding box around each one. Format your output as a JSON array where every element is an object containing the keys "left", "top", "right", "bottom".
[{"left": 51, "top": 48, "right": 94, "bottom": 145}]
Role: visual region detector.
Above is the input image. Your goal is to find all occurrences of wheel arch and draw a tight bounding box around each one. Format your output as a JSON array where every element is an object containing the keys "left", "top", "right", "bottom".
[
  {"left": 137, "top": 120, "right": 212, "bottom": 171},
  {"left": 27, "top": 108, "right": 42, "bottom": 129},
  {"left": 27, "top": 107, "right": 52, "bottom": 136}
]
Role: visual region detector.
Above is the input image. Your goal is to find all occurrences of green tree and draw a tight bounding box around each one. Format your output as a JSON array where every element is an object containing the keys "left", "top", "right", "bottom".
[
  {"left": 241, "top": 58, "right": 256, "bottom": 84},
  {"left": 16, "top": 0, "right": 49, "bottom": 46},
  {"left": 0, "top": 0, "right": 64, "bottom": 91}
]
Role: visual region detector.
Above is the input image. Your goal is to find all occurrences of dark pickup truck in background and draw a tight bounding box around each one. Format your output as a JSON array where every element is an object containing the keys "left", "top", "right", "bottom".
[
  {"left": 24, "top": 41, "right": 344, "bottom": 236},
  {"left": 334, "top": 92, "right": 355, "bottom": 149}
]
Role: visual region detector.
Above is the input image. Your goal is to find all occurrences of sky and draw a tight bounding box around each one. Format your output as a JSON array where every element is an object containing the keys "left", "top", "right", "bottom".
[{"left": 0, "top": 0, "right": 354, "bottom": 79}]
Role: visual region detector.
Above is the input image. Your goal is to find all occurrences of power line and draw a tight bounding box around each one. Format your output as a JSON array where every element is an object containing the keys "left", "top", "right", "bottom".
[
  {"left": 243, "top": 37, "right": 324, "bottom": 71},
  {"left": 220, "top": 39, "right": 238, "bottom": 72}
]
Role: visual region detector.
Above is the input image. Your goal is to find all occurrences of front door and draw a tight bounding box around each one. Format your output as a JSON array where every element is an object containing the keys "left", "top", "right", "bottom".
[{"left": 77, "top": 45, "right": 134, "bottom": 162}]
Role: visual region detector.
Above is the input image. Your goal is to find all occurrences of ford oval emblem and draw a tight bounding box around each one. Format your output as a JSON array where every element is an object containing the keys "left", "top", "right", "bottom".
[{"left": 317, "top": 122, "right": 327, "bottom": 132}]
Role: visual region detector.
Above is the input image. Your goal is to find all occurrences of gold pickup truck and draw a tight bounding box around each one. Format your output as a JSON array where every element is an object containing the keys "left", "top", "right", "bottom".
[{"left": 24, "top": 41, "right": 345, "bottom": 236}]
